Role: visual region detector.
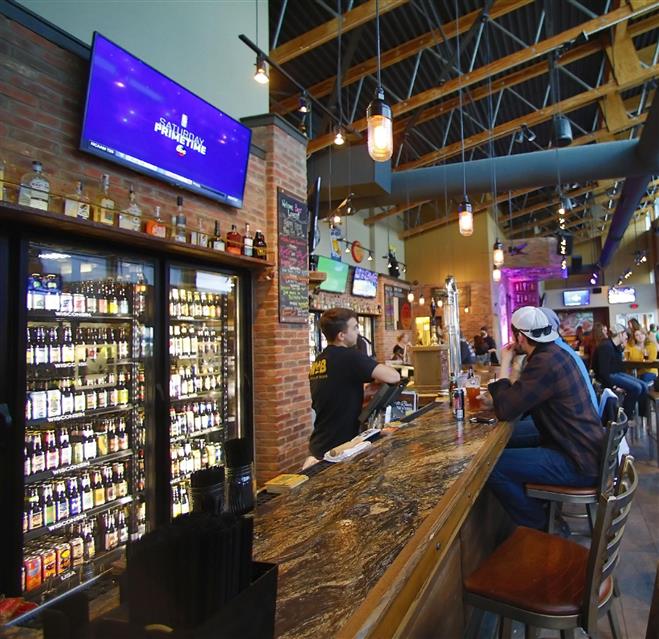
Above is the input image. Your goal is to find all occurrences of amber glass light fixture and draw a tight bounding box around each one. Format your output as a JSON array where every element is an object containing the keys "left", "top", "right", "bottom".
[
  {"left": 418, "top": 293, "right": 426, "bottom": 306},
  {"left": 458, "top": 198, "right": 473, "bottom": 237},
  {"left": 334, "top": 126, "right": 346, "bottom": 146},
  {"left": 493, "top": 265, "right": 502, "bottom": 282},
  {"left": 492, "top": 238, "right": 504, "bottom": 267}
]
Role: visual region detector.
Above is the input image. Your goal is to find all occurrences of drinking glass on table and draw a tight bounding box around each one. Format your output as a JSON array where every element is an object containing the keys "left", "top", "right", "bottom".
[{"left": 466, "top": 374, "right": 481, "bottom": 410}]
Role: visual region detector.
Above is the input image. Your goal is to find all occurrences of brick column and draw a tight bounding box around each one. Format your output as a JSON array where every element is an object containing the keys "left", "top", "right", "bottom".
[{"left": 243, "top": 115, "right": 310, "bottom": 483}]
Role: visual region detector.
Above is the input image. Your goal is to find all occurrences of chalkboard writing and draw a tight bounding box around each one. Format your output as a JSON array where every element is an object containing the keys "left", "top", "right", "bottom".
[{"left": 278, "top": 188, "right": 309, "bottom": 323}]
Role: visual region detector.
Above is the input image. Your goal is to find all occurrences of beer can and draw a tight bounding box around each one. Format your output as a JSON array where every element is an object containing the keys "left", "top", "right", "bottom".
[{"left": 453, "top": 388, "right": 465, "bottom": 421}]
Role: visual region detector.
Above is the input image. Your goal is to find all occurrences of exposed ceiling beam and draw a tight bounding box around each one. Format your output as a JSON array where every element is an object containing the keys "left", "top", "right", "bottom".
[
  {"left": 307, "top": 5, "right": 636, "bottom": 154},
  {"left": 269, "top": 0, "right": 410, "bottom": 65},
  {"left": 273, "top": 0, "right": 534, "bottom": 114}
]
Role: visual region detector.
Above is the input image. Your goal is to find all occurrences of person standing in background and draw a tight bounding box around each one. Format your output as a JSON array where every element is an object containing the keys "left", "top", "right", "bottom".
[{"left": 480, "top": 326, "right": 499, "bottom": 365}]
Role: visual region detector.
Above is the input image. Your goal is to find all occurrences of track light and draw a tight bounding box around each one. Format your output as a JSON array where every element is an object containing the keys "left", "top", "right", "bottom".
[
  {"left": 334, "top": 126, "right": 345, "bottom": 146},
  {"left": 624, "top": 268, "right": 632, "bottom": 279},
  {"left": 332, "top": 213, "right": 341, "bottom": 225},
  {"left": 514, "top": 124, "right": 536, "bottom": 144},
  {"left": 634, "top": 250, "right": 647, "bottom": 265},
  {"left": 493, "top": 238, "right": 504, "bottom": 267},
  {"left": 561, "top": 257, "right": 568, "bottom": 271},
  {"left": 367, "top": 253, "right": 373, "bottom": 262},
  {"left": 458, "top": 198, "right": 473, "bottom": 237},
  {"left": 298, "top": 93, "right": 310, "bottom": 114},
  {"left": 254, "top": 54, "right": 269, "bottom": 84}
]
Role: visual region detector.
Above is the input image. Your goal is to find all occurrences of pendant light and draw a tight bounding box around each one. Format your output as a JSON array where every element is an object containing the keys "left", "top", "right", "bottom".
[
  {"left": 418, "top": 292, "right": 426, "bottom": 306},
  {"left": 366, "top": 0, "right": 393, "bottom": 162},
  {"left": 455, "top": 4, "right": 471, "bottom": 237},
  {"left": 492, "top": 265, "right": 502, "bottom": 282},
  {"left": 407, "top": 290, "right": 415, "bottom": 303},
  {"left": 253, "top": 3, "right": 268, "bottom": 84},
  {"left": 493, "top": 239, "right": 504, "bottom": 267},
  {"left": 334, "top": 127, "right": 345, "bottom": 146},
  {"left": 458, "top": 199, "right": 473, "bottom": 236}
]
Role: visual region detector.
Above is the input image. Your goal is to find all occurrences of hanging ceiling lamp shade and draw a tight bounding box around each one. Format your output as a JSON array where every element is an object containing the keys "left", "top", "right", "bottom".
[
  {"left": 254, "top": 54, "right": 269, "bottom": 84},
  {"left": 366, "top": 0, "right": 393, "bottom": 162},
  {"left": 418, "top": 293, "right": 426, "bottom": 306},
  {"left": 407, "top": 290, "right": 415, "bottom": 303},
  {"left": 493, "top": 238, "right": 504, "bottom": 267},
  {"left": 553, "top": 114, "right": 573, "bottom": 147},
  {"left": 492, "top": 265, "right": 501, "bottom": 282},
  {"left": 458, "top": 198, "right": 473, "bottom": 237}
]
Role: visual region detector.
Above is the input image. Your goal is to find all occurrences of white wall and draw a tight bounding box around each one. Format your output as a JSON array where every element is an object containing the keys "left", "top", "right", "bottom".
[
  {"left": 312, "top": 210, "right": 406, "bottom": 278},
  {"left": 543, "top": 284, "right": 658, "bottom": 328},
  {"left": 17, "top": 0, "right": 269, "bottom": 120}
]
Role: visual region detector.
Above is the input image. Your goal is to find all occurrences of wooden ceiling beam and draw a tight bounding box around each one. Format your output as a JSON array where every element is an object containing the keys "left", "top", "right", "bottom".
[
  {"left": 273, "top": 0, "right": 533, "bottom": 114},
  {"left": 269, "top": 0, "right": 410, "bottom": 66},
  {"left": 307, "top": 6, "right": 639, "bottom": 155}
]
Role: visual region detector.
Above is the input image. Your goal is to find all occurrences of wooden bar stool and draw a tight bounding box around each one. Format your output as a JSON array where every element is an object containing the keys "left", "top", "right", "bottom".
[
  {"left": 525, "top": 411, "right": 628, "bottom": 535},
  {"left": 464, "top": 457, "right": 638, "bottom": 639}
]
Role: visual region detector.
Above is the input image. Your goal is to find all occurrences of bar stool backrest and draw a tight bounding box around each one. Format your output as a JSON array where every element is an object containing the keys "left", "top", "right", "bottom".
[
  {"left": 597, "top": 410, "right": 628, "bottom": 496},
  {"left": 583, "top": 456, "right": 638, "bottom": 634}
]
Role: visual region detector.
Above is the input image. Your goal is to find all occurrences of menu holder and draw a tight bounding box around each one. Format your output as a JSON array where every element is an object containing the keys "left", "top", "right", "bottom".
[{"left": 277, "top": 188, "right": 308, "bottom": 324}]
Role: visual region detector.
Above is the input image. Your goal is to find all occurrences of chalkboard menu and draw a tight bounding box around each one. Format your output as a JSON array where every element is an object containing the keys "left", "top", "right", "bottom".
[{"left": 277, "top": 188, "right": 309, "bottom": 323}]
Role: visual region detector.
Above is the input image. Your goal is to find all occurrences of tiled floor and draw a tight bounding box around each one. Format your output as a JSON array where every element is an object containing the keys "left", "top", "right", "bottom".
[{"left": 482, "top": 420, "right": 659, "bottom": 639}]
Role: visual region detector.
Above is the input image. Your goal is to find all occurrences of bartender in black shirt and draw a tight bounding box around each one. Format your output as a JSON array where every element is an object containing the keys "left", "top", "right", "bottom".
[{"left": 308, "top": 308, "right": 400, "bottom": 460}]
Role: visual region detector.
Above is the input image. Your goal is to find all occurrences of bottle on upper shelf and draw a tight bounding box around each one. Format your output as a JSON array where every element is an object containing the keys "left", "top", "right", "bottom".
[
  {"left": 242, "top": 223, "right": 253, "bottom": 257},
  {"left": 226, "top": 224, "right": 242, "bottom": 255},
  {"left": 64, "top": 181, "right": 91, "bottom": 220},
  {"left": 174, "top": 196, "right": 187, "bottom": 243},
  {"left": 210, "top": 221, "right": 225, "bottom": 251},
  {"left": 118, "top": 185, "right": 142, "bottom": 231},
  {"left": 253, "top": 229, "right": 267, "bottom": 260},
  {"left": 93, "top": 174, "right": 115, "bottom": 226},
  {"left": 18, "top": 161, "right": 50, "bottom": 211},
  {"left": 145, "top": 205, "right": 168, "bottom": 238}
]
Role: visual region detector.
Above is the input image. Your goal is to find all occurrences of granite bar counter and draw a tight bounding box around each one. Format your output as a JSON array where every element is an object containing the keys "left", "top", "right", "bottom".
[{"left": 253, "top": 403, "right": 513, "bottom": 639}]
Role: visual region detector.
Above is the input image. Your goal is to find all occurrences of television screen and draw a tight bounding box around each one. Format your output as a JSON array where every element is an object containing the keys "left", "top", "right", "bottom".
[
  {"left": 316, "top": 256, "right": 349, "bottom": 294},
  {"left": 608, "top": 287, "right": 636, "bottom": 304},
  {"left": 352, "top": 267, "right": 378, "bottom": 298},
  {"left": 563, "top": 289, "right": 590, "bottom": 307},
  {"left": 80, "top": 33, "right": 251, "bottom": 208}
]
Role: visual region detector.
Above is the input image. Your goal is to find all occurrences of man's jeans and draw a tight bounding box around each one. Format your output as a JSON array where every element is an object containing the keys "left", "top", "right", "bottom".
[
  {"left": 507, "top": 416, "right": 540, "bottom": 448},
  {"left": 487, "top": 447, "right": 597, "bottom": 529},
  {"left": 608, "top": 372, "right": 646, "bottom": 418}
]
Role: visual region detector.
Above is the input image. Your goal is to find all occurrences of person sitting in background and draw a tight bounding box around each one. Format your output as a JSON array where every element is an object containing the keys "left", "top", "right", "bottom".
[
  {"left": 588, "top": 322, "right": 608, "bottom": 368},
  {"left": 649, "top": 323, "right": 659, "bottom": 341},
  {"left": 392, "top": 333, "right": 410, "bottom": 361},
  {"left": 460, "top": 333, "right": 476, "bottom": 365},
  {"left": 573, "top": 325, "right": 584, "bottom": 351},
  {"left": 474, "top": 334, "right": 489, "bottom": 365},
  {"left": 592, "top": 324, "right": 646, "bottom": 422},
  {"left": 625, "top": 329, "right": 658, "bottom": 384},
  {"left": 480, "top": 326, "right": 500, "bottom": 365},
  {"left": 627, "top": 318, "right": 642, "bottom": 341},
  {"left": 487, "top": 307, "right": 604, "bottom": 531}
]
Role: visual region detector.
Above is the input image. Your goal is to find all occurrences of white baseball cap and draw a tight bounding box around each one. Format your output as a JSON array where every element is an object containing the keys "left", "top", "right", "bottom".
[{"left": 511, "top": 306, "right": 559, "bottom": 343}]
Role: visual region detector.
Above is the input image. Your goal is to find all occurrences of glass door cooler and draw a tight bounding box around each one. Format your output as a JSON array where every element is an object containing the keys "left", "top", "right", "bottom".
[
  {"left": 21, "top": 242, "right": 155, "bottom": 598},
  {"left": 167, "top": 265, "right": 241, "bottom": 519}
]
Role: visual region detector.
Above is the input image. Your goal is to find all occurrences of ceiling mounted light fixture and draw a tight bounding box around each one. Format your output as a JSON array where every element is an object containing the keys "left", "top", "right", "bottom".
[
  {"left": 407, "top": 290, "right": 415, "bottom": 303},
  {"left": 458, "top": 198, "right": 474, "bottom": 237},
  {"left": 298, "top": 93, "right": 310, "bottom": 114},
  {"left": 418, "top": 293, "right": 426, "bottom": 306},
  {"left": 334, "top": 126, "right": 345, "bottom": 146},
  {"left": 254, "top": 54, "right": 269, "bottom": 84},
  {"left": 493, "top": 265, "right": 502, "bottom": 282},
  {"left": 514, "top": 124, "right": 536, "bottom": 144},
  {"left": 493, "top": 239, "right": 504, "bottom": 267},
  {"left": 366, "top": 0, "right": 393, "bottom": 162}
]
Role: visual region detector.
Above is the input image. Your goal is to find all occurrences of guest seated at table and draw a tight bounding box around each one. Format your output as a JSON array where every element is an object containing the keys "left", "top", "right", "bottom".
[
  {"left": 625, "top": 328, "right": 658, "bottom": 384},
  {"left": 473, "top": 334, "right": 489, "bottom": 366},
  {"left": 592, "top": 323, "right": 646, "bottom": 421},
  {"left": 572, "top": 325, "right": 584, "bottom": 351},
  {"left": 460, "top": 333, "right": 476, "bottom": 365},
  {"left": 392, "top": 333, "right": 410, "bottom": 361},
  {"left": 587, "top": 322, "right": 608, "bottom": 368},
  {"left": 486, "top": 306, "right": 605, "bottom": 531},
  {"left": 479, "top": 326, "right": 500, "bottom": 365}
]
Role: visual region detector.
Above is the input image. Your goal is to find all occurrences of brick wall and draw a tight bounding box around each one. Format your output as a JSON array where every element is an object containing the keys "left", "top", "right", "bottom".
[
  {"left": 248, "top": 116, "right": 310, "bottom": 482},
  {"left": 0, "top": 16, "right": 311, "bottom": 484}
]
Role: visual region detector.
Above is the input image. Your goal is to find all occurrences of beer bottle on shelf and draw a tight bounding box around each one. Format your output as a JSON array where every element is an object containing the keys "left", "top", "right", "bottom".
[
  {"left": 55, "top": 481, "right": 69, "bottom": 521},
  {"left": 59, "top": 428, "right": 72, "bottom": 466},
  {"left": 81, "top": 473, "right": 94, "bottom": 511},
  {"left": 254, "top": 229, "right": 267, "bottom": 259},
  {"left": 68, "top": 478, "right": 82, "bottom": 516},
  {"left": 93, "top": 470, "right": 105, "bottom": 506},
  {"left": 43, "top": 485, "right": 56, "bottom": 526}
]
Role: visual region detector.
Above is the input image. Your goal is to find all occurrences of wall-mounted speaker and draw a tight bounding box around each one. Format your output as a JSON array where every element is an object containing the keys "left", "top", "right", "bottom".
[
  {"left": 592, "top": 286, "right": 602, "bottom": 294},
  {"left": 571, "top": 255, "right": 583, "bottom": 273}
]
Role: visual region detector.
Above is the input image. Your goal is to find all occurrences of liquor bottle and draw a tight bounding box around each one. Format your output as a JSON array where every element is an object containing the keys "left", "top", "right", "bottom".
[
  {"left": 64, "top": 180, "right": 91, "bottom": 219},
  {"left": 174, "top": 196, "right": 187, "bottom": 242},
  {"left": 210, "top": 221, "right": 225, "bottom": 251},
  {"left": 118, "top": 185, "right": 142, "bottom": 231},
  {"left": 242, "top": 223, "right": 254, "bottom": 257},
  {"left": 145, "top": 205, "right": 168, "bottom": 238},
  {"left": 93, "top": 174, "right": 115, "bottom": 225},
  {"left": 226, "top": 224, "right": 242, "bottom": 255},
  {"left": 196, "top": 219, "right": 209, "bottom": 247},
  {"left": 18, "top": 161, "right": 50, "bottom": 210},
  {"left": 254, "top": 229, "right": 267, "bottom": 259}
]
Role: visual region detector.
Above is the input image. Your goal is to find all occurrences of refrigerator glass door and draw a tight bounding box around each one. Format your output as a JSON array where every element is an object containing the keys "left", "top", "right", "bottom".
[
  {"left": 23, "top": 242, "right": 154, "bottom": 598},
  {"left": 168, "top": 266, "right": 240, "bottom": 519}
]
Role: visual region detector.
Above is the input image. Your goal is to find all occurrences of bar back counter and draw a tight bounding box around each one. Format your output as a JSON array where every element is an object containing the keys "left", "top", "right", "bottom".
[{"left": 253, "top": 403, "right": 513, "bottom": 638}]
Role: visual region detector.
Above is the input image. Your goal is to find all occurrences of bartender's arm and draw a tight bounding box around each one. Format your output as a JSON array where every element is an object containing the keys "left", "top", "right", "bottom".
[{"left": 372, "top": 363, "right": 401, "bottom": 384}]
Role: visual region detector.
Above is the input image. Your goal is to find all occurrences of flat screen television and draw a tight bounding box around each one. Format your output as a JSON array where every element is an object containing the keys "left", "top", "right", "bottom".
[
  {"left": 352, "top": 267, "right": 378, "bottom": 298},
  {"left": 317, "top": 256, "right": 349, "bottom": 294},
  {"left": 80, "top": 33, "right": 251, "bottom": 208},
  {"left": 563, "top": 289, "right": 591, "bottom": 307},
  {"left": 608, "top": 287, "right": 636, "bottom": 304}
]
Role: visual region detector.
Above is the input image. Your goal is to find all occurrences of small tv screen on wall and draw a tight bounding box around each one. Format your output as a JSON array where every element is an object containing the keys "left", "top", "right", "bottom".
[
  {"left": 563, "top": 289, "right": 590, "bottom": 307},
  {"left": 80, "top": 33, "right": 251, "bottom": 208}
]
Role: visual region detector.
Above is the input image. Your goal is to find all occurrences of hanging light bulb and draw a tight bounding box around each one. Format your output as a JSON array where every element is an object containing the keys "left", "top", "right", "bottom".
[
  {"left": 561, "top": 257, "right": 568, "bottom": 271},
  {"left": 253, "top": 54, "right": 269, "bottom": 84},
  {"left": 367, "top": 252, "right": 373, "bottom": 261},
  {"left": 298, "top": 93, "right": 310, "bottom": 114},
  {"left": 464, "top": 306, "right": 470, "bottom": 314},
  {"left": 438, "top": 299, "right": 443, "bottom": 308},
  {"left": 334, "top": 126, "right": 345, "bottom": 146},
  {"left": 493, "top": 238, "right": 504, "bottom": 267},
  {"left": 458, "top": 198, "right": 473, "bottom": 237},
  {"left": 332, "top": 213, "right": 341, "bottom": 225},
  {"left": 407, "top": 291, "right": 414, "bottom": 303},
  {"left": 344, "top": 242, "right": 351, "bottom": 254},
  {"left": 418, "top": 293, "right": 426, "bottom": 306},
  {"left": 493, "top": 265, "right": 502, "bottom": 282},
  {"left": 401, "top": 264, "right": 406, "bottom": 273},
  {"left": 367, "top": 87, "right": 393, "bottom": 161}
]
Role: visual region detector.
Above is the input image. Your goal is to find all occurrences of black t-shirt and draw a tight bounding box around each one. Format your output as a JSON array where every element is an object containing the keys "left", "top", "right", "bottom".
[{"left": 309, "top": 345, "right": 377, "bottom": 458}]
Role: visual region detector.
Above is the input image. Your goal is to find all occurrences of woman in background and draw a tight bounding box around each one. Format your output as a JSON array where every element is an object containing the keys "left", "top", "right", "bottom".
[
  {"left": 625, "top": 329, "right": 658, "bottom": 384},
  {"left": 588, "top": 322, "right": 608, "bottom": 368}
]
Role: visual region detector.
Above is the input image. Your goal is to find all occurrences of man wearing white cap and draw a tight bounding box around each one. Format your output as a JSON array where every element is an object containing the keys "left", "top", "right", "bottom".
[{"left": 487, "top": 306, "right": 605, "bottom": 531}]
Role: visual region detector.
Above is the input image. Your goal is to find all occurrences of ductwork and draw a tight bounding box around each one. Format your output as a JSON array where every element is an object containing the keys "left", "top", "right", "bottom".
[{"left": 598, "top": 96, "right": 659, "bottom": 268}]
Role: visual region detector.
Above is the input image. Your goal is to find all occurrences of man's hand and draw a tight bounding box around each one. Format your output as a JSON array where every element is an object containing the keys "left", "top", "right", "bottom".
[{"left": 499, "top": 343, "right": 515, "bottom": 379}]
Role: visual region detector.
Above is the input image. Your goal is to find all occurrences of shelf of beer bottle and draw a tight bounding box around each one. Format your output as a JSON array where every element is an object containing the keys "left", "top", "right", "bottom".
[
  {"left": 170, "top": 426, "right": 224, "bottom": 443},
  {"left": 27, "top": 310, "right": 134, "bottom": 322},
  {"left": 170, "top": 315, "right": 224, "bottom": 324},
  {"left": 27, "top": 404, "right": 134, "bottom": 427},
  {"left": 25, "top": 449, "right": 134, "bottom": 485},
  {"left": 26, "top": 360, "right": 133, "bottom": 375},
  {"left": 24, "top": 495, "right": 133, "bottom": 543},
  {"left": 169, "top": 390, "right": 222, "bottom": 403},
  {"left": 168, "top": 353, "right": 223, "bottom": 362},
  {"left": 22, "top": 546, "right": 125, "bottom": 603}
]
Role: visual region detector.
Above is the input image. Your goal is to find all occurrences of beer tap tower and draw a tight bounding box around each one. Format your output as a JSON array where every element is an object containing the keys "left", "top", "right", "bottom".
[{"left": 445, "top": 276, "right": 462, "bottom": 378}]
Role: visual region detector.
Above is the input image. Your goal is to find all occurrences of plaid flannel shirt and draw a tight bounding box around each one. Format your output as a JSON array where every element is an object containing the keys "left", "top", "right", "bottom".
[{"left": 488, "top": 341, "right": 605, "bottom": 477}]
